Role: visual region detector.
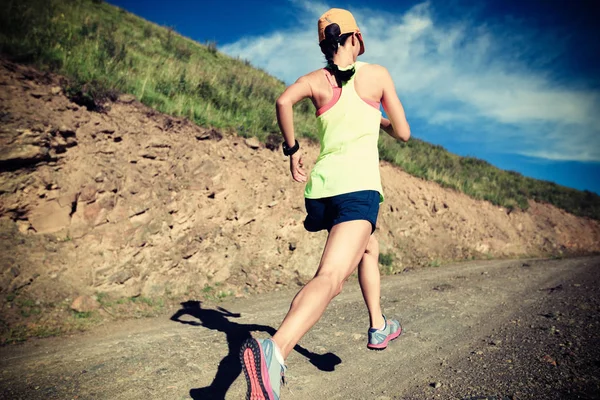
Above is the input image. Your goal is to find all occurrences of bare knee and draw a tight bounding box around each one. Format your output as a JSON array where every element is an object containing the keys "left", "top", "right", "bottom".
[
  {"left": 365, "top": 235, "right": 379, "bottom": 258},
  {"left": 316, "top": 270, "right": 346, "bottom": 298}
]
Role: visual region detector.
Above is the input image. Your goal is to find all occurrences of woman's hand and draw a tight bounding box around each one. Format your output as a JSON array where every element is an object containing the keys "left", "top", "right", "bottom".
[{"left": 289, "top": 152, "right": 307, "bottom": 182}]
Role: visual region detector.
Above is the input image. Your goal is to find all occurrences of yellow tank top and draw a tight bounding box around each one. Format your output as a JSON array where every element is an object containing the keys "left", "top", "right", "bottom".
[{"left": 304, "top": 61, "right": 384, "bottom": 202}]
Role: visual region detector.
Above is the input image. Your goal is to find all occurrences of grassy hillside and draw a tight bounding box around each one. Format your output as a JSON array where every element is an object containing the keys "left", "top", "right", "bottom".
[
  {"left": 0, "top": 0, "right": 316, "bottom": 139},
  {"left": 378, "top": 135, "right": 599, "bottom": 216},
  {"left": 1, "top": 0, "right": 599, "bottom": 219}
]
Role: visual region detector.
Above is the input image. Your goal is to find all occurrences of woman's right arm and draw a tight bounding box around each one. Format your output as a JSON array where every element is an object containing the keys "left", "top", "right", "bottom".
[
  {"left": 276, "top": 76, "right": 313, "bottom": 182},
  {"left": 276, "top": 76, "right": 312, "bottom": 149},
  {"left": 379, "top": 67, "right": 410, "bottom": 142}
]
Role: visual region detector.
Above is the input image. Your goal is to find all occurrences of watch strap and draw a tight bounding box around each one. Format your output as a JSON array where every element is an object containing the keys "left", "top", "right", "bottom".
[{"left": 283, "top": 139, "right": 299, "bottom": 156}]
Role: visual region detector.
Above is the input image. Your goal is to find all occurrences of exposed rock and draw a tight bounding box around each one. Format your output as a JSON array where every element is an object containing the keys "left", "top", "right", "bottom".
[
  {"left": 140, "top": 151, "right": 158, "bottom": 160},
  {"left": 97, "top": 193, "right": 116, "bottom": 210},
  {"left": 106, "top": 203, "right": 128, "bottom": 224},
  {"left": 195, "top": 128, "right": 222, "bottom": 141},
  {"left": 51, "top": 135, "right": 68, "bottom": 154},
  {"left": 57, "top": 125, "right": 76, "bottom": 137},
  {"left": 27, "top": 200, "right": 71, "bottom": 234},
  {"left": 65, "top": 137, "right": 78, "bottom": 147},
  {"left": 57, "top": 193, "right": 77, "bottom": 208},
  {"left": 147, "top": 140, "right": 170, "bottom": 149},
  {"left": 16, "top": 220, "right": 31, "bottom": 234},
  {"left": 70, "top": 295, "right": 100, "bottom": 313},
  {"left": 79, "top": 185, "right": 98, "bottom": 203},
  {"left": 244, "top": 137, "right": 261, "bottom": 150},
  {"left": 82, "top": 202, "right": 108, "bottom": 226},
  {"left": 118, "top": 94, "right": 136, "bottom": 104},
  {"left": 0, "top": 143, "right": 49, "bottom": 170},
  {"left": 182, "top": 240, "right": 202, "bottom": 260},
  {"left": 30, "top": 91, "right": 46, "bottom": 99},
  {"left": 69, "top": 209, "right": 91, "bottom": 239},
  {"left": 213, "top": 265, "right": 231, "bottom": 283},
  {"left": 109, "top": 269, "right": 133, "bottom": 285}
]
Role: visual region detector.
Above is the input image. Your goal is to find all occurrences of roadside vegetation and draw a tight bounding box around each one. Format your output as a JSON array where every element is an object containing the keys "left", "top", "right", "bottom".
[
  {"left": 378, "top": 135, "right": 600, "bottom": 217},
  {"left": 1, "top": 288, "right": 235, "bottom": 345},
  {"left": 1, "top": 0, "right": 599, "bottom": 219}
]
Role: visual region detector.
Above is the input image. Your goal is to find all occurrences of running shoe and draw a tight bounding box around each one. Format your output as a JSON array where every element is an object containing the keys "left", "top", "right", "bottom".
[
  {"left": 240, "top": 338, "right": 286, "bottom": 400},
  {"left": 367, "top": 315, "right": 402, "bottom": 350}
]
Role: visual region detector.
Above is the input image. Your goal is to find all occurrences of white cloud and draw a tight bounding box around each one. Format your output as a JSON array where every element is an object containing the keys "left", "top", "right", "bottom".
[
  {"left": 221, "top": 1, "right": 600, "bottom": 162},
  {"left": 521, "top": 150, "right": 598, "bottom": 162}
]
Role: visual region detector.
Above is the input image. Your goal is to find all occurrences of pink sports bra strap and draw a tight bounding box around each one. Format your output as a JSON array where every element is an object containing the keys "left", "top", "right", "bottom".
[{"left": 323, "top": 68, "right": 337, "bottom": 88}]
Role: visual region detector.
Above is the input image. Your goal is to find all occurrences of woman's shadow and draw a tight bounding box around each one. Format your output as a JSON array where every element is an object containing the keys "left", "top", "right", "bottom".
[{"left": 170, "top": 300, "right": 342, "bottom": 400}]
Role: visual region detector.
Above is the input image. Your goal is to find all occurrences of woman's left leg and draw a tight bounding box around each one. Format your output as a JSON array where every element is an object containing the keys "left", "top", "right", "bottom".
[
  {"left": 358, "top": 234, "right": 385, "bottom": 329},
  {"left": 272, "top": 219, "right": 372, "bottom": 358}
]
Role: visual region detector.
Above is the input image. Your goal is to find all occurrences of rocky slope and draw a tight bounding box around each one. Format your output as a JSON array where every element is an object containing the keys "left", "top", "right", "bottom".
[{"left": 1, "top": 59, "right": 599, "bottom": 308}]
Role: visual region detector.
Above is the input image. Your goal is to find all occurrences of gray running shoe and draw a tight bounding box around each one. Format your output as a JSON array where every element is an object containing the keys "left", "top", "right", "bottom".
[
  {"left": 240, "top": 338, "right": 286, "bottom": 400},
  {"left": 367, "top": 315, "right": 402, "bottom": 350}
]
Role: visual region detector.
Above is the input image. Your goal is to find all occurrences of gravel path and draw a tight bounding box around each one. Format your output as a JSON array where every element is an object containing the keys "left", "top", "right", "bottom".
[{"left": 1, "top": 257, "right": 598, "bottom": 400}]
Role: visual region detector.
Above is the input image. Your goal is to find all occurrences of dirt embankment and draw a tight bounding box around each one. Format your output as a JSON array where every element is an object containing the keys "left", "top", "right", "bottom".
[{"left": 1, "top": 59, "right": 599, "bottom": 309}]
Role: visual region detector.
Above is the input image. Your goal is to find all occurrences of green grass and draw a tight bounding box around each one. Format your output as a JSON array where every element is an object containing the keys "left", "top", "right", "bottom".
[
  {"left": 73, "top": 311, "right": 92, "bottom": 319},
  {"left": 429, "top": 259, "right": 442, "bottom": 268},
  {"left": 378, "top": 251, "right": 396, "bottom": 275},
  {"left": 201, "top": 284, "right": 233, "bottom": 301},
  {"left": 95, "top": 291, "right": 110, "bottom": 306},
  {"left": 2, "top": 325, "right": 62, "bottom": 344},
  {"left": 1, "top": 0, "right": 599, "bottom": 219},
  {"left": 0, "top": 0, "right": 316, "bottom": 140},
  {"left": 378, "top": 135, "right": 600, "bottom": 219},
  {"left": 379, "top": 252, "right": 394, "bottom": 266}
]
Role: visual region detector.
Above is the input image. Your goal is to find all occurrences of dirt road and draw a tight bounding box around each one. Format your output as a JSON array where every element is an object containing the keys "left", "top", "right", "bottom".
[{"left": 1, "top": 257, "right": 599, "bottom": 400}]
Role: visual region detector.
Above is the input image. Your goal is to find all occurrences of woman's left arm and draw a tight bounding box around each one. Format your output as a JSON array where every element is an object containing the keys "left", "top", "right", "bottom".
[{"left": 276, "top": 76, "right": 313, "bottom": 182}]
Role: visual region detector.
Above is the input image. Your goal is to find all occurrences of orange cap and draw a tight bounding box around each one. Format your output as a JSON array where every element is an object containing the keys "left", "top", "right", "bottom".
[{"left": 318, "top": 8, "right": 365, "bottom": 55}]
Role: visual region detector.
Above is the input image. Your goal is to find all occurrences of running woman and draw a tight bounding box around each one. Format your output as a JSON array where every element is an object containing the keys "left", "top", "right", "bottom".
[{"left": 240, "top": 8, "right": 411, "bottom": 399}]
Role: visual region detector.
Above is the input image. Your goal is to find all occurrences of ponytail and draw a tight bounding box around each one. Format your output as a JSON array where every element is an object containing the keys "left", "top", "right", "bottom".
[{"left": 319, "top": 23, "right": 355, "bottom": 86}]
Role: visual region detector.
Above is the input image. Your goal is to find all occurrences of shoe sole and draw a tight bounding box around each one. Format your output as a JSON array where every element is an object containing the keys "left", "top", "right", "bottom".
[
  {"left": 367, "top": 325, "right": 403, "bottom": 350},
  {"left": 240, "top": 338, "right": 274, "bottom": 400}
]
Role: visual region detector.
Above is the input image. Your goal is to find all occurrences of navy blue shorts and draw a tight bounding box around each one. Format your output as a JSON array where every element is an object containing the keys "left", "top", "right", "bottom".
[{"left": 303, "top": 190, "right": 380, "bottom": 233}]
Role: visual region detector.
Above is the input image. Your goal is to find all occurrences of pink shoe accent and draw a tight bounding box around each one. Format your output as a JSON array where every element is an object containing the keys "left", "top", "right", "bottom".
[
  {"left": 243, "top": 348, "right": 265, "bottom": 400},
  {"left": 367, "top": 326, "right": 402, "bottom": 349},
  {"left": 242, "top": 341, "right": 274, "bottom": 400}
]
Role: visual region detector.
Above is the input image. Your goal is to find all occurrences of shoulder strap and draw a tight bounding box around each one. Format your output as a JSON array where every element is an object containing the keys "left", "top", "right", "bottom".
[{"left": 323, "top": 68, "right": 337, "bottom": 88}]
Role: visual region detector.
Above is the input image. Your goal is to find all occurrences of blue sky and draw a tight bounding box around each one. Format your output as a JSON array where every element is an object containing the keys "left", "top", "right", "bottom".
[{"left": 108, "top": 0, "right": 600, "bottom": 194}]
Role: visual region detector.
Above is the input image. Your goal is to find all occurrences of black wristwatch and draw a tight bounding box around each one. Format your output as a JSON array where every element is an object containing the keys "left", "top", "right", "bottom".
[{"left": 282, "top": 139, "right": 300, "bottom": 156}]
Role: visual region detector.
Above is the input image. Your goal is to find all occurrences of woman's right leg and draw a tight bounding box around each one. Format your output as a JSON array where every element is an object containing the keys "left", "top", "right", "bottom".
[
  {"left": 272, "top": 219, "right": 372, "bottom": 359},
  {"left": 358, "top": 235, "right": 385, "bottom": 329}
]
